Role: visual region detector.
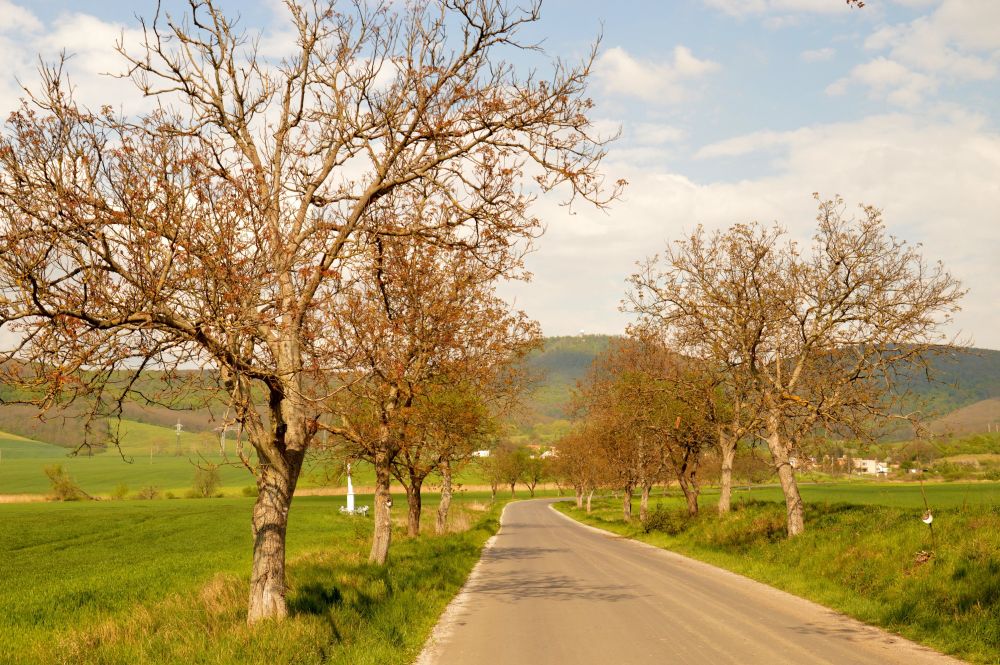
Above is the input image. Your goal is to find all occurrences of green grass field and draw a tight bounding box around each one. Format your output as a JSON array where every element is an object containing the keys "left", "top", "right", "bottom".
[
  {"left": 557, "top": 482, "right": 1000, "bottom": 664},
  {"left": 0, "top": 423, "right": 490, "bottom": 497},
  {"left": 0, "top": 491, "right": 503, "bottom": 665},
  {"left": 0, "top": 422, "right": 253, "bottom": 495},
  {"left": 725, "top": 480, "right": 1000, "bottom": 509}
]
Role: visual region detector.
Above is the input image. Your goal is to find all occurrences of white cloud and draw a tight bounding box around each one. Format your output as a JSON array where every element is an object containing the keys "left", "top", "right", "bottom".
[
  {"left": 703, "top": 0, "right": 851, "bottom": 17},
  {"left": 0, "top": 6, "right": 151, "bottom": 117},
  {"left": 633, "top": 123, "right": 686, "bottom": 144},
  {"left": 801, "top": 47, "right": 835, "bottom": 62},
  {"left": 0, "top": 0, "right": 41, "bottom": 33},
  {"left": 504, "top": 114, "right": 1000, "bottom": 348},
  {"left": 695, "top": 130, "right": 793, "bottom": 159},
  {"left": 827, "top": 57, "right": 938, "bottom": 107},
  {"left": 595, "top": 46, "right": 720, "bottom": 104},
  {"left": 840, "top": 0, "right": 1000, "bottom": 105}
]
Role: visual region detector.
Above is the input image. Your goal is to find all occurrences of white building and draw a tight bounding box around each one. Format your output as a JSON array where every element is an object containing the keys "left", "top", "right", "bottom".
[{"left": 854, "top": 459, "right": 889, "bottom": 475}]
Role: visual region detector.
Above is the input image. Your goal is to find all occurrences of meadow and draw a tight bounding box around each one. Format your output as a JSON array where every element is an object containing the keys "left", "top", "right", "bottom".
[
  {"left": 0, "top": 492, "right": 503, "bottom": 665},
  {"left": 0, "top": 423, "right": 488, "bottom": 497},
  {"left": 557, "top": 482, "right": 1000, "bottom": 664}
]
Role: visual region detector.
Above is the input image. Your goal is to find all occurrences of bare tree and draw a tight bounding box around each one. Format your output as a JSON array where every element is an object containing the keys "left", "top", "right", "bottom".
[
  {"left": 522, "top": 453, "right": 546, "bottom": 497},
  {"left": 493, "top": 442, "right": 527, "bottom": 497},
  {"left": 628, "top": 197, "right": 963, "bottom": 536},
  {"left": 553, "top": 426, "right": 610, "bottom": 512},
  {"left": 424, "top": 384, "right": 502, "bottom": 534},
  {"left": 325, "top": 231, "right": 538, "bottom": 561},
  {"left": 0, "top": 1, "right": 616, "bottom": 620}
]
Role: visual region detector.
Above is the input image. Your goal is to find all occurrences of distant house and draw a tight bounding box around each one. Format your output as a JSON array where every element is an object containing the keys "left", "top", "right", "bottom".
[
  {"left": 854, "top": 459, "right": 889, "bottom": 475},
  {"left": 472, "top": 449, "right": 491, "bottom": 458}
]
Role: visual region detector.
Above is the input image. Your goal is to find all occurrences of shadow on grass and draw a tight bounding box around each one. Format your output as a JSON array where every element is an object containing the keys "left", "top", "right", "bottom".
[{"left": 284, "top": 517, "right": 494, "bottom": 658}]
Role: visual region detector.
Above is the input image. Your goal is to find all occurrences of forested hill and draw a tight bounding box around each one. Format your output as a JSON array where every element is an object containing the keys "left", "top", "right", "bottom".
[
  {"left": 521, "top": 335, "right": 614, "bottom": 422},
  {"left": 898, "top": 346, "right": 1000, "bottom": 414},
  {"left": 519, "top": 337, "right": 1000, "bottom": 432},
  {"left": 0, "top": 337, "right": 996, "bottom": 445}
]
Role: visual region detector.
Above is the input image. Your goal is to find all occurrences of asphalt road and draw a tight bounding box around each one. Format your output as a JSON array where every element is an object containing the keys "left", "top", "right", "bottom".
[{"left": 418, "top": 499, "right": 965, "bottom": 665}]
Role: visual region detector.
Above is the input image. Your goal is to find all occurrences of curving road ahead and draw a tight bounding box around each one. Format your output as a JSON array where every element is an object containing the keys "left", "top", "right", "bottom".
[{"left": 418, "top": 499, "right": 964, "bottom": 665}]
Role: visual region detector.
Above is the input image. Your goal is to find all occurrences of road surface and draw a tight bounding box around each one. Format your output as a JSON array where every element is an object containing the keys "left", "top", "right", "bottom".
[{"left": 418, "top": 499, "right": 964, "bottom": 665}]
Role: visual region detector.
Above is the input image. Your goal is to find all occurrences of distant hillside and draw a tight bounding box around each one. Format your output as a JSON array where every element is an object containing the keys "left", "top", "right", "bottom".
[
  {"left": 0, "top": 339, "right": 995, "bottom": 444},
  {"left": 519, "top": 335, "right": 614, "bottom": 422},
  {"left": 516, "top": 340, "right": 1000, "bottom": 438},
  {"left": 928, "top": 398, "right": 1000, "bottom": 437},
  {"left": 894, "top": 346, "right": 1000, "bottom": 417}
]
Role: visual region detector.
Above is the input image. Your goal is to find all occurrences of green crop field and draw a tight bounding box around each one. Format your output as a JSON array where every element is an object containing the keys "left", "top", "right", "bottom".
[
  {"left": 0, "top": 423, "right": 490, "bottom": 497},
  {"left": 724, "top": 480, "right": 1000, "bottom": 509},
  {"left": 559, "top": 482, "right": 1000, "bottom": 664},
  {"left": 0, "top": 422, "right": 256, "bottom": 495},
  {"left": 0, "top": 491, "right": 502, "bottom": 664}
]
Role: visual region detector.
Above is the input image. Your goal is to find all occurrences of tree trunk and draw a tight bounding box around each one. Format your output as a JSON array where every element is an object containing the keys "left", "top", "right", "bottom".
[
  {"left": 574, "top": 486, "right": 583, "bottom": 509},
  {"left": 622, "top": 485, "right": 633, "bottom": 522},
  {"left": 528, "top": 482, "right": 536, "bottom": 498},
  {"left": 639, "top": 483, "right": 652, "bottom": 522},
  {"left": 678, "top": 459, "right": 700, "bottom": 517},
  {"left": 436, "top": 460, "right": 453, "bottom": 535},
  {"left": 680, "top": 480, "right": 699, "bottom": 516},
  {"left": 766, "top": 413, "right": 804, "bottom": 537},
  {"left": 586, "top": 489, "right": 594, "bottom": 514},
  {"left": 490, "top": 482, "right": 497, "bottom": 503},
  {"left": 248, "top": 457, "right": 300, "bottom": 623},
  {"left": 718, "top": 428, "right": 737, "bottom": 515},
  {"left": 509, "top": 482, "right": 516, "bottom": 498},
  {"left": 370, "top": 449, "right": 393, "bottom": 564},
  {"left": 405, "top": 477, "right": 423, "bottom": 537}
]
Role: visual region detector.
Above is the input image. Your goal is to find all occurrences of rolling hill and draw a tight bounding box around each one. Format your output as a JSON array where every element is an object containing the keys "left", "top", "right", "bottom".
[{"left": 0, "top": 338, "right": 997, "bottom": 452}]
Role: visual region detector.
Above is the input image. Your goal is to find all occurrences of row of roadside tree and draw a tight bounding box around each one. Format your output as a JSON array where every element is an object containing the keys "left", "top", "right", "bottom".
[{"left": 554, "top": 197, "right": 964, "bottom": 537}]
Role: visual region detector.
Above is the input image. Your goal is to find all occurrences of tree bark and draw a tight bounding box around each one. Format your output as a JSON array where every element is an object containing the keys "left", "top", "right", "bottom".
[
  {"left": 586, "top": 489, "right": 594, "bottom": 514},
  {"left": 509, "top": 482, "right": 516, "bottom": 498},
  {"left": 718, "top": 428, "right": 737, "bottom": 515},
  {"left": 248, "top": 458, "right": 299, "bottom": 623},
  {"left": 405, "top": 477, "right": 423, "bottom": 537},
  {"left": 436, "top": 460, "right": 453, "bottom": 535},
  {"left": 639, "top": 483, "right": 652, "bottom": 522},
  {"left": 490, "top": 482, "right": 497, "bottom": 503},
  {"left": 681, "top": 480, "right": 699, "bottom": 516},
  {"left": 622, "top": 485, "right": 633, "bottom": 522},
  {"left": 766, "top": 413, "right": 804, "bottom": 536},
  {"left": 574, "top": 486, "right": 583, "bottom": 509},
  {"left": 370, "top": 449, "right": 393, "bottom": 564},
  {"left": 247, "top": 384, "right": 307, "bottom": 624}
]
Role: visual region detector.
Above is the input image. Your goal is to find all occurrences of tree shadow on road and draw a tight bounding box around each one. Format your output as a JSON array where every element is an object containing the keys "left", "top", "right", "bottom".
[
  {"left": 481, "top": 545, "right": 566, "bottom": 561},
  {"left": 469, "top": 571, "right": 641, "bottom": 603}
]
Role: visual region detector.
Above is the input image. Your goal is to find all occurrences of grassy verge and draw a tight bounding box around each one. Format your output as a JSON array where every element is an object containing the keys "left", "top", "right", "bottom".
[
  {"left": 1, "top": 493, "right": 504, "bottom": 664},
  {"left": 555, "top": 490, "right": 1000, "bottom": 664}
]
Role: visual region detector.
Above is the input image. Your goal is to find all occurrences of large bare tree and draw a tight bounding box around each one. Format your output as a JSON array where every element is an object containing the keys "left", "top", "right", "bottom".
[
  {"left": 0, "top": 0, "right": 616, "bottom": 620},
  {"left": 326, "top": 229, "right": 537, "bottom": 562},
  {"left": 628, "top": 197, "right": 963, "bottom": 536}
]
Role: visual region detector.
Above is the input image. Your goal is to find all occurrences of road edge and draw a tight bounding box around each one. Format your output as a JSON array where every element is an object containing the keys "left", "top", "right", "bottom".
[
  {"left": 414, "top": 501, "right": 514, "bottom": 665},
  {"left": 547, "top": 501, "right": 968, "bottom": 665}
]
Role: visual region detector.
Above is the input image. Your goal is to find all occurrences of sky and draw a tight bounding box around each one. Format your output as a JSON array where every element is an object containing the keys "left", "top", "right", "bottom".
[{"left": 1, "top": 0, "right": 997, "bottom": 348}]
